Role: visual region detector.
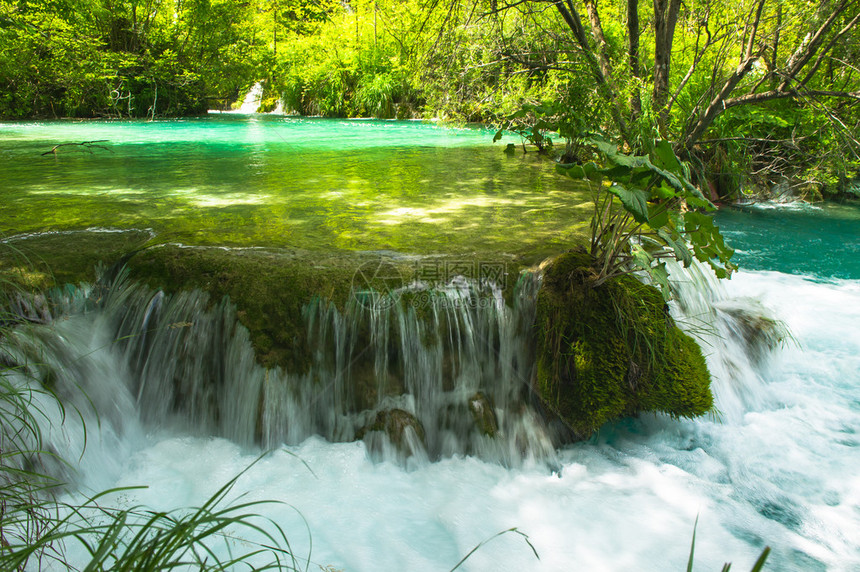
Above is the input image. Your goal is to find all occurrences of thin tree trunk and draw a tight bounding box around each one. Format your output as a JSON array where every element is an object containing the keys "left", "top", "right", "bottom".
[
  {"left": 584, "top": 0, "right": 613, "bottom": 80},
  {"left": 552, "top": 0, "right": 631, "bottom": 144},
  {"left": 628, "top": 0, "right": 642, "bottom": 118},
  {"left": 652, "top": 0, "right": 681, "bottom": 134}
]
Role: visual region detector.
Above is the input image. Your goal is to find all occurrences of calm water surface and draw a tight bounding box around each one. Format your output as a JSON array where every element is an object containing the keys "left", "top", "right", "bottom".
[{"left": 0, "top": 116, "right": 591, "bottom": 256}]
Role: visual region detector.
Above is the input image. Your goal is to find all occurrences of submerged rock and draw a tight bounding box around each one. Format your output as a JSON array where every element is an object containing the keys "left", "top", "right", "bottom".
[
  {"left": 357, "top": 408, "right": 427, "bottom": 459},
  {"left": 468, "top": 391, "right": 499, "bottom": 437},
  {"left": 534, "top": 251, "right": 713, "bottom": 439},
  {"left": 716, "top": 299, "right": 790, "bottom": 367}
]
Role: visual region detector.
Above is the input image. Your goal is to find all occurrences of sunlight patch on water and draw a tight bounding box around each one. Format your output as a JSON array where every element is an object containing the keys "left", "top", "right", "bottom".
[{"left": 375, "top": 196, "right": 540, "bottom": 226}]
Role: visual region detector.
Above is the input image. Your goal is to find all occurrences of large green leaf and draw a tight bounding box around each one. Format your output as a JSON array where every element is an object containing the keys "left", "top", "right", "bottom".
[
  {"left": 556, "top": 161, "right": 603, "bottom": 182},
  {"left": 607, "top": 183, "right": 649, "bottom": 223},
  {"left": 652, "top": 139, "right": 683, "bottom": 173},
  {"left": 647, "top": 204, "right": 670, "bottom": 228},
  {"left": 684, "top": 211, "right": 737, "bottom": 276},
  {"left": 585, "top": 135, "right": 712, "bottom": 209},
  {"left": 590, "top": 136, "right": 619, "bottom": 158},
  {"left": 631, "top": 244, "right": 671, "bottom": 298},
  {"left": 657, "top": 228, "right": 693, "bottom": 267}
]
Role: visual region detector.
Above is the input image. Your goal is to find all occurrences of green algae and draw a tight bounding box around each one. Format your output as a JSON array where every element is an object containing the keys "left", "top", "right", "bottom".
[
  {"left": 0, "top": 230, "right": 154, "bottom": 290},
  {"left": 534, "top": 251, "right": 713, "bottom": 439}
]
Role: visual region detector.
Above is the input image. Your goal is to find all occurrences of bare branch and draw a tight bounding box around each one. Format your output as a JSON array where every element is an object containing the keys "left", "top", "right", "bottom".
[
  {"left": 724, "top": 88, "right": 860, "bottom": 109},
  {"left": 41, "top": 141, "right": 111, "bottom": 156},
  {"left": 799, "top": 10, "right": 860, "bottom": 87},
  {"left": 682, "top": 0, "right": 859, "bottom": 150},
  {"left": 779, "top": 0, "right": 856, "bottom": 91},
  {"left": 744, "top": 0, "right": 767, "bottom": 62}
]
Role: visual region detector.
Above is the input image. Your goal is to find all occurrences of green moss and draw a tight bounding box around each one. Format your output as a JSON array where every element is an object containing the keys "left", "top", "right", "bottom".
[
  {"left": 0, "top": 230, "right": 153, "bottom": 291},
  {"left": 124, "top": 244, "right": 381, "bottom": 372},
  {"left": 535, "top": 251, "right": 713, "bottom": 439}
]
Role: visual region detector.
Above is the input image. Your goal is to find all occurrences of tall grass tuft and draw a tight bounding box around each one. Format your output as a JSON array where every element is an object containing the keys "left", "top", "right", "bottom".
[
  {"left": 687, "top": 516, "right": 771, "bottom": 572},
  {"left": 1, "top": 363, "right": 308, "bottom": 571},
  {"left": 0, "top": 468, "right": 306, "bottom": 571}
]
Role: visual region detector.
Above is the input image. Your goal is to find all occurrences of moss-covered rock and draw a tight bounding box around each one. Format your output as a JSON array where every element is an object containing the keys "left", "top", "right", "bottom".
[
  {"left": 717, "top": 301, "right": 789, "bottom": 367},
  {"left": 468, "top": 391, "right": 499, "bottom": 437},
  {"left": 0, "top": 230, "right": 154, "bottom": 290},
  {"left": 534, "top": 251, "right": 713, "bottom": 439},
  {"left": 356, "top": 408, "right": 427, "bottom": 459}
]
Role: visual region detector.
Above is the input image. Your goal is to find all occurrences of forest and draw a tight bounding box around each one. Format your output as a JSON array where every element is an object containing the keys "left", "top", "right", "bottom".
[{"left": 1, "top": 0, "right": 858, "bottom": 200}]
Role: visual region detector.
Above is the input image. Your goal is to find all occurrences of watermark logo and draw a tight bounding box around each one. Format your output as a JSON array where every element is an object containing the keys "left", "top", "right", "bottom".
[
  {"left": 351, "top": 258, "right": 509, "bottom": 309},
  {"left": 413, "top": 260, "right": 507, "bottom": 287},
  {"left": 351, "top": 259, "right": 405, "bottom": 309}
]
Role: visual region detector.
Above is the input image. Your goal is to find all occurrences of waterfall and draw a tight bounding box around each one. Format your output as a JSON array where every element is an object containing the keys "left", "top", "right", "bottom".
[
  {"left": 0, "top": 260, "right": 791, "bottom": 485},
  {"left": 268, "top": 98, "right": 285, "bottom": 115},
  {"left": 5, "top": 261, "right": 840, "bottom": 571},
  {"left": 1, "top": 268, "right": 560, "bottom": 478},
  {"left": 236, "top": 81, "right": 263, "bottom": 113},
  {"left": 207, "top": 82, "right": 264, "bottom": 114},
  {"left": 666, "top": 262, "right": 790, "bottom": 422}
]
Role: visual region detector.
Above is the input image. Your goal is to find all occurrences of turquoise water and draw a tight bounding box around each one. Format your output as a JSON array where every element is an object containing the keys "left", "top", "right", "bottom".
[
  {"left": 0, "top": 116, "right": 591, "bottom": 256},
  {"left": 716, "top": 202, "right": 860, "bottom": 280}
]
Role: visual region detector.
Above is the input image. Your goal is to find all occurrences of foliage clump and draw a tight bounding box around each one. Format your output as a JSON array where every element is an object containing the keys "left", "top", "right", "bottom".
[{"left": 534, "top": 251, "right": 712, "bottom": 439}]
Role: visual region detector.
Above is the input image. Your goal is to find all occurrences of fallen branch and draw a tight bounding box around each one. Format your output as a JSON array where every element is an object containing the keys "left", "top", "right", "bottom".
[{"left": 41, "top": 140, "right": 111, "bottom": 156}]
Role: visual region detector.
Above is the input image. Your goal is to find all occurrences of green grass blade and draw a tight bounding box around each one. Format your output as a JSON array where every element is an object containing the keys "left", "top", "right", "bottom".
[
  {"left": 750, "top": 547, "right": 770, "bottom": 572},
  {"left": 687, "top": 515, "right": 699, "bottom": 572}
]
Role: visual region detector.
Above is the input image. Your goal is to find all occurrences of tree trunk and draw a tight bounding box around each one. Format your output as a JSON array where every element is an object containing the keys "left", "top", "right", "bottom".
[
  {"left": 628, "top": 0, "right": 642, "bottom": 118},
  {"left": 552, "top": 0, "right": 631, "bottom": 144},
  {"left": 584, "top": 0, "right": 613, "bottom": 81},
  {"left": 652, "top": 0, "right": 681, "bottom": 134}
]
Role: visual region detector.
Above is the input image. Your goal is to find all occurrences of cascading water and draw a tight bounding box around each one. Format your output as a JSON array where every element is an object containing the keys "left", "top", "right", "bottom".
[
  {"left": 1, "top": 264, "right": 556, "bottom": 484},
  {"left": 2, "top": 213, "right": 858, "bottom": 570},
  {"left": 667, "top": 261, "right": 788, "bottom": 422},
  {"left": 208, "top": 81, "right": 264, "bottom": 114}
]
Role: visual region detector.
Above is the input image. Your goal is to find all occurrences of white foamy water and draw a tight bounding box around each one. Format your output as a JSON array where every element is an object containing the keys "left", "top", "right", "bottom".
[
  {"left": 208, "top": 81, "right": 264, "bottom": 114},
  {"left": 20, "top": 268, "right": 851, "bottom": 571}
]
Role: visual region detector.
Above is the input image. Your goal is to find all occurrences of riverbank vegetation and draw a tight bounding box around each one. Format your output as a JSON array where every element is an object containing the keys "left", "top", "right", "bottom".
[{"left": 1, "top": 0, "right": 858, "bottom": 198}]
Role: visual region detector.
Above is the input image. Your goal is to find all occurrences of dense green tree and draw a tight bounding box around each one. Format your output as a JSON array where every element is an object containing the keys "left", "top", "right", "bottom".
[
  {"left": 0, "top": 0, "right": 258, "bottom": 117},
  {"left": 484, "top": 0, "right": 860, "bottom": 197}
]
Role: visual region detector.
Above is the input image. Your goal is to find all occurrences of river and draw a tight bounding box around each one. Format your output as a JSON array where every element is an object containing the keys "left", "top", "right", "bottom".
[{"left": 1, "top": 117, "right": 858, "bottom": 570}]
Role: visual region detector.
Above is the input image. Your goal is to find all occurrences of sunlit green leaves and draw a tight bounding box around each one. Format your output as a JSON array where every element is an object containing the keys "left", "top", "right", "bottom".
[
  {"left": 558, "top": 134, "right": 735, "bottom": 297},
  {"left": 683, "top": 211, "right": 737, "bottom": 279},
  {"left": 607, "top": 183, "right": 649, "bottom": 223}
]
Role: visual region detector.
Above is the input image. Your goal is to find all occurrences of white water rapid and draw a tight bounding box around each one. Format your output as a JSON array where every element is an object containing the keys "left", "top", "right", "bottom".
[{"left": 2, "top": 264, "right": 858, "bottom": 570}]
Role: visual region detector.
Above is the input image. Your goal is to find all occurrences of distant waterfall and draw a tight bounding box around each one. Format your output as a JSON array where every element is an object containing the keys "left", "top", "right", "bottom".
[
  {"left": 207, "top": 82, "right": 264, "bottom": 114},
  {"left": 236, "top": 81, "right": 263, "bottom": 113}
]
